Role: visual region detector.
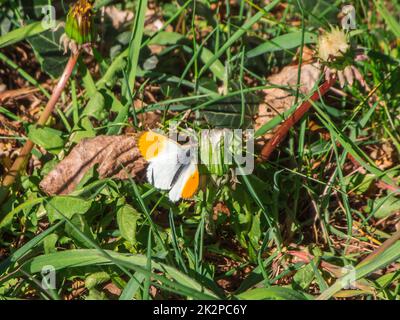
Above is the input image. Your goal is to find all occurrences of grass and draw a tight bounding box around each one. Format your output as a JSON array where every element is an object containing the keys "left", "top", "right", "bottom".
[{"left": 0, "top": 0, "right": 400, "bottom": 300}]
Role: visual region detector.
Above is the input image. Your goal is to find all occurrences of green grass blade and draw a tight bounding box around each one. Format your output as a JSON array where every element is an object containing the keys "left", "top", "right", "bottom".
[
  {"left": 123, "top": 0, "right": 148, "bottom": 101},
  {"left": 0, "top": 221, "right": 64, "bottom": 275},
  {"left": 24, "top": 249, "right": 218, "bottom": 299},
  {"left": 237, "top": 287, "right": 311, "bottom": 300},
  {"left": 317, "top": 241, "right": 400, "bottom": 299},
  {"left": 246, "top": 31, "right": 317, "bottom": 58},
  {"left": 375, "top": 0, "right": 400, "bottom": 37},
  {"left": 198, "top": 0, "right": 280, "bottom": 78},
  {"left": 119, "top": 273, "right": 146, "bottom": 300}
]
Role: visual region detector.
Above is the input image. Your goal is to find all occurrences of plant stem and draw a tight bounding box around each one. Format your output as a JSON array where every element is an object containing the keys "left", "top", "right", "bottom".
[
  {"left": 260, "top": 76, "right": 336, "bottom": 161},
  {"left": 0, "top": 53, "right": 79, "bottom": 205}
]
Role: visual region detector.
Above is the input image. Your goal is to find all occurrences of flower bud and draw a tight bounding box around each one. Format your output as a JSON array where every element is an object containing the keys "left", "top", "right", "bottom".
[{"left": 65, "top": 0, "right": 96, "bottom": 45}]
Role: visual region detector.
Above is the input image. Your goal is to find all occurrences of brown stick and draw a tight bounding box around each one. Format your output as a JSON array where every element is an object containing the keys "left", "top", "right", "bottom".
[
  {"left": 0, "top": 53, "right": 79, "bottom": 204},
  {"left": 260, "top": 76, "right": 336, "bottom": 161}
]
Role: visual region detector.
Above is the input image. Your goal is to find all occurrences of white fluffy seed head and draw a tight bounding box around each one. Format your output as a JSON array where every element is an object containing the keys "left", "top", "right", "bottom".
[{"left": 317, "top": 27, "right": 350, "bottom": 62}]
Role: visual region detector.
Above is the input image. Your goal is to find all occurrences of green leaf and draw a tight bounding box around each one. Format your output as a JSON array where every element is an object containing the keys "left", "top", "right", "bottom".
[
  {"left": 27, "top": 126, "right": 65, "bottom": 154},
  {"left": 147, "top": 31, "right": 183, "bottom": 45},
  {"left": 96, "top": 50, "right": 128, "bottom": 89},
  {"left": 293, "top": 263, "right": 315, "bottom": 290},
  {"left": 28, "top": 28, "right": 69, "bottom": 78},
  {"left": 247, "top": 31, "right": 317, "bottom": 58},
  {"left": 0, "top": 197, "right": 44, "bottom": 230},
  {"left": 344, "top": 172, "right": 374, "bottom": 194},
  {"left": 202, "top": 108, "right": 253, "bottom": 128},
  {"left": 43, "top": 233, "right": 58, "bottom": 254},
  {"left": 65, "top": 214, "right": 94, "bottom": 248},
  {"left": 200, "top": 87, "right": 256, "bottom": 128},
  {"left": 70, "top": 116, "right": 96, "bottom": 144},
  {"left": 83, "top": 91, "right": 106, "bottom": 120},
  {"left": 0, "top": 22, "right": 50, "bottom": 48},
  {"left": 247, "top": 212, "right": 261, "bottom": 260},
  {"left": 237, "top": 287, "right": 309, "bottom": 300},
  {"left": 199, "top": 46, "right": 225, "bottom": 81},
  {"left": 85, "top": 272, "right": 111, "bottom": 290},
  {"left": 79, "top": 59, "right": 98, "bottom": 98},
  {"left": 372, "top": 195, "right": 400, "bottom": 219},
  {"left": 45, "top": 196, "right": 92, "bottom": 222},
  {"left": 86, "top": 288, "right": 108, "bottom": 300},
  {"left": 117, "top": 204, "right": 141, "bottom": 244}
]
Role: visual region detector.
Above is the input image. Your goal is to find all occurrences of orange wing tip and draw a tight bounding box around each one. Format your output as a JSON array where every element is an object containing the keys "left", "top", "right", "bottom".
[
  {"left": 138, "top": 131, "right": 166, "bottom": 161},
  {"left": 181, "top": 169, "right": 199, "bottom": 199}
]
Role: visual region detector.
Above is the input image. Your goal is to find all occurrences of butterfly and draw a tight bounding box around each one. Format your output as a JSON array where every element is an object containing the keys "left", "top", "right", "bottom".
[{"left": 138, "top": 131, "right": 199, "bottom": 202}]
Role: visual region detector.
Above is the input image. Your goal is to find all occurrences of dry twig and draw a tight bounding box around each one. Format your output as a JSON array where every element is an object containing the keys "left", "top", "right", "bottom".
[{"left": 260, "top": 76, "right": 336, "bottom": 161}]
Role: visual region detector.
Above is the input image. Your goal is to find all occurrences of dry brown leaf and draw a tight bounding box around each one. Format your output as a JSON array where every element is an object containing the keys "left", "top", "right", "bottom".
[
  {"left": 0, "top": 83, "right": 7, "bottom": 93},
  {"left": 103, "top": 282, "right": 122, "bottom": 297},
  {"left": 255, "top": 62, "right": 321, "bottom": 142},
  {"left": 293, "top": 46, "right": 315, "bottom": 64},
  {"left": 133, "top": 99, "right": 161, "bottom": 129},
  {"left": 0, "top": 114, "right": 21, "bottom": 172},
  {"left": 104, "top": 6, "right": 134, "bottom": 29},
  {"left": 213, "top": 202, "right": 230, "bottom": 221},
  {"left": 143, "top": 5, "right": 173, "bottom": 55},
  {"left": 0, "top": 87, "right": 41, "bottom": 103},
  {"left": 40, "top": 135, "right": 147, "bottom": 195},
  {"left": 367, "top": 141, "right": 397, "bottom": 170}
]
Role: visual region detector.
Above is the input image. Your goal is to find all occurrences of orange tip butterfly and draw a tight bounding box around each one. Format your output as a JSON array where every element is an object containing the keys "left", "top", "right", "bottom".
[{"left": 138, "top": 131, "right": 199, "bottom": 202}]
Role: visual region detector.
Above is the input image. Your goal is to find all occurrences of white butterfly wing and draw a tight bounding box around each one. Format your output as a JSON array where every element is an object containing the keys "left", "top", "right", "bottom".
[
  {"left": 146, "top": 140, "right": 188, "bottom": 190},
  {"left": 168, "top": 162, "right": 199, "bottom": 202}
]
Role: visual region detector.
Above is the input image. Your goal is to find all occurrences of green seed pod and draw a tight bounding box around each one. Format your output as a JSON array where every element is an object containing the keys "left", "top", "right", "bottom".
[{"left": 65, "top": 0, "right": 96, "bottom": 45}]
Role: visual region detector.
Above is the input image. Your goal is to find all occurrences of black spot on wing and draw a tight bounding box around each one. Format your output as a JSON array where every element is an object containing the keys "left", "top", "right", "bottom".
[
  {"left": 170, "top": 163, "right": 187, "bottom": 189},
  {"left": 150, "top": 166, "right": 155, "bottom": 184}
]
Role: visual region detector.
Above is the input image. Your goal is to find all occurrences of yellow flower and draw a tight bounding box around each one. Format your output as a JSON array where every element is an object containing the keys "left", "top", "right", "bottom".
[{"left": 317, "top": 27, "right": 349, "bottom": 62}]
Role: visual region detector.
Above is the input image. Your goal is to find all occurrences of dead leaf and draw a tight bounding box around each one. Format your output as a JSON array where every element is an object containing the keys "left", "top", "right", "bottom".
[
  {"left": 367, "top": 141, "right": 397, "bottom": 170},
  {"left": 104, "top": 6, "right": 134, "bottom": 29},
  {"left": 213, "top": 202, "right": 230, "bottom": 220},
  {"left": 0, "top": 83, "right": 6, "bottom": 93},
  {"left": 40, "top": 135, "right": 147, "bottom": 195},
  {"left": 255, "top": 56, "right": 321, "bottom": 142},
  {"left": 0, "top": 87, "right": 41, "bottom": 103},
  {"left": 133, "top": 99, "right": 161, "bottom": 129},
  {"left": 0, "top": 114, "right": 21, "bottom": 173},
  {"left": 103, "top": 282, "right": 122, "bottom": 297},
  {"left": 293, "top": 46, "right": 315, "bottom": 64}
]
